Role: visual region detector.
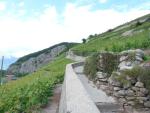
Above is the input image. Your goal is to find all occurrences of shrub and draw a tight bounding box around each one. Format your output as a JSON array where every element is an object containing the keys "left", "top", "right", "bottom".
[
  {"left": 99, "top": 52, "right": 119, "bottom": 76},
  {"left": 84, "top": 53, "right": 99, "bottom": 79},
  {"left": 82, "top": 38, "right": 86, "bottom": 44},
  {"left": 136, "top": 21, "right": 142, "bottom": 27}
]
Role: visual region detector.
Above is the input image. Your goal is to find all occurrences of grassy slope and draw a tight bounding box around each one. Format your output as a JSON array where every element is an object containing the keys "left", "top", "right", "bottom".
[
  {"left": 0, "top": 55, "right": 72, "bottom": 113},
  {"left": 72, "top": 14, "right": 150, "bottom": 56}
]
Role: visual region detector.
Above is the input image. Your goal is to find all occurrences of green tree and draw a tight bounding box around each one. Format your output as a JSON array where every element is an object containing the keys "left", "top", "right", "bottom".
[{"left": 82, "top": 38, "right": 86, "bottom": 44}]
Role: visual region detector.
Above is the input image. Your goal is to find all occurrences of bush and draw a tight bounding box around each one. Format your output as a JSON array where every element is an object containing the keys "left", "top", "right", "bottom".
[
  {"left": 84, "top": 53, "right": 98, "bottom": 79},
  {"left": 82, "top": 38, "right": 86, "bottom": 44},
  {"left": 99, "top": 52, "right": 119, "bottom": 76},
  {"left": 136, "top": 21, "right": 142, "bottom": 27}
]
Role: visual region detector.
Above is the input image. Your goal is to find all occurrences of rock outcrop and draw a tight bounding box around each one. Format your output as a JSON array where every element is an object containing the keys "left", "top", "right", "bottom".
[{"left": 7, "top": 42, "right": 76, "bottom": 75}]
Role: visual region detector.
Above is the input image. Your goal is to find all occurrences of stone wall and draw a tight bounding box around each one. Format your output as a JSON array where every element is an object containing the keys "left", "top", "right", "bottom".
[{"left": 93, "top": 49, "right": 150, "bottom": 112}]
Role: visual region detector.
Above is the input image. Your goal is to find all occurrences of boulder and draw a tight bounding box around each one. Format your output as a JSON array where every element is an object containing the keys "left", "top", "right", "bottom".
[
  {"left": 108, "top": 76, "right": 122, "bottom": 87},
  {"left": 114, "top": 87, "right": 121, "bottom": 91},
  {"left": 135, "top": 56, "right": 143, "bottom": 62},
  {"left": 99, "top": 78, "right": 108, "bottom": 82},
  {"left": 119, "top": 56, "right": 128, "bottom": 62},
  {"left": 136, "top": 91, "right": 145, "bottom": 97},
  {"left": 113, "top": 92, "right": 124, "bottom": 98},
  {"left": 118, "top": 98, "right": 126, "bottom": 103},
  {"left": 119, "top": 65, "right": 133, "bottom": 71},
  {"left": 135, "top": 82, "right": 144, "bottom": 88},
  {"left": 137, "top": 82, "right": 144, "bottom": 87},
  {"left": 126, "top": 89, "right": 135, "bottom": 96},
  {"left": 127, "top": 101, "right": 135, "bottom": 106},
  {"left": 118, "top": 61, "right": 126, "bottom": 68},
  {"left": 126, "top": 61, "right": 132, "bottom": 66},
  {"left": 136, "top": 49, "right": 144, "bottom": 58},
  {"left": 96, "top": 80, "right": 100, "bottom": 86},
  {"left": 140, "top": 88, "right": 149, "bottom": 95},
  {"left": 132, "top": 86, "right": 140, "bottom": 91},
  {"left": 100, "top": 85, "right": 109, "bottom": 90},
  {"left": 139, "top": 100, "right": 144, "bottom": 104},
  {"left": 144, "top": 101, "right": 150, "bottom": 108},
  {"left": 137, "top": 97, "right": 148, "bottom": 101},
  {"left": 126, "top": 96, "right": 135, "bottom": 101},
  {"left": 118, "top": 61, "right": 133, "bottom": 70},
  {"left": 96, "top": 72, "right": 107, "bottom": 79},
  {"left": 117, "top": 90, "right": 126, "bottom": 96}
]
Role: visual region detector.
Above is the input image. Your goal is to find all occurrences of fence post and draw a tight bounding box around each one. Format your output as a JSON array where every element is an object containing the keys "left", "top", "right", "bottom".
[{"left": 0, "top": 56, "right": 4, "bottom": 85}]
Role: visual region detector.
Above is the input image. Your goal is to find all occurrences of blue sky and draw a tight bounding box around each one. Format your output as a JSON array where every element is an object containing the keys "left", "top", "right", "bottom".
[
  {"left": 2, "top": 0, "right": 150, "bottom": 17},
  {"left": 0, "top": 0, "right": 150, "bottom": 58}
]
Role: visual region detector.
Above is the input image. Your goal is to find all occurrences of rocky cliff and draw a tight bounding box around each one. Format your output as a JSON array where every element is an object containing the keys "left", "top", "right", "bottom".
[{"left": 7, "top": 42, "right": 77, "bottom": 75}]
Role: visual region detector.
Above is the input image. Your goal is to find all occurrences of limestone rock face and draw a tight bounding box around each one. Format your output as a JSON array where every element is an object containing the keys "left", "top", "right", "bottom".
[{"left": 7, "top": 43, "right": 75, "bottom": 74}]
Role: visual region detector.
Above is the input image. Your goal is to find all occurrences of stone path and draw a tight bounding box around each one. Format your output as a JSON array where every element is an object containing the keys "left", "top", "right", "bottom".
[
  {"left": 74, "top": 65, "right": 123, "bottom": 113},
  {"left": 40, "top": 84, "right": 61, "bottom": 113}
]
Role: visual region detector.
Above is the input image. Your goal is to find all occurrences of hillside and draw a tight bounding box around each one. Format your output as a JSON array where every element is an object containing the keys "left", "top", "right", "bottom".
[
  {"left": 7, "top": 42, "right": 77, "bottom": 75},
  {"left": 72, "top": 13, "right": 150, "bottom": 56}
]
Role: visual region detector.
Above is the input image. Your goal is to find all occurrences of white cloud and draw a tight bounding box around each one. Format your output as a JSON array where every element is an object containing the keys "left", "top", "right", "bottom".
[
  {"left": 0, "top": 3, "right": 149, "bottom": 58},
  {"left": 18, "top": 2, "right": 24, "bottom": 7},
  {"left": 0, "top": 2, "right": 6, "bottom": 11},
  {"left": 18, "top": 9, "right": 26, "bottom": 16},
  {"left": 99, "top": 0, "right": 107, "bottom": 4}
]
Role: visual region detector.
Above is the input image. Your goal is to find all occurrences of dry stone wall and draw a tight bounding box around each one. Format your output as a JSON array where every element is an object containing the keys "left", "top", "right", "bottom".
[{"left": 92, "top": 49, "right": 150, "bottom": 112}]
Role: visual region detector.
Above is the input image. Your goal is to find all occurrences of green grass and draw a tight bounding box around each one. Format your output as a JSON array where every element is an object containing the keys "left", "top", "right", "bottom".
[
  {"left": 72, "top": 17, "right": 150, "bottom": 56},
  {"left": 0, "top": 55, "right": 72, "bottom": 113}
]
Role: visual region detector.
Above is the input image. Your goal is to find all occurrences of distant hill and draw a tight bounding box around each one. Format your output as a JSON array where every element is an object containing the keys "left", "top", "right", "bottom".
[
  {"left": 72, "top": 13, "right": 150, "bottom": 56},
  {"left": 7, "top": 42, "right": 77, "bottom": 75}
]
